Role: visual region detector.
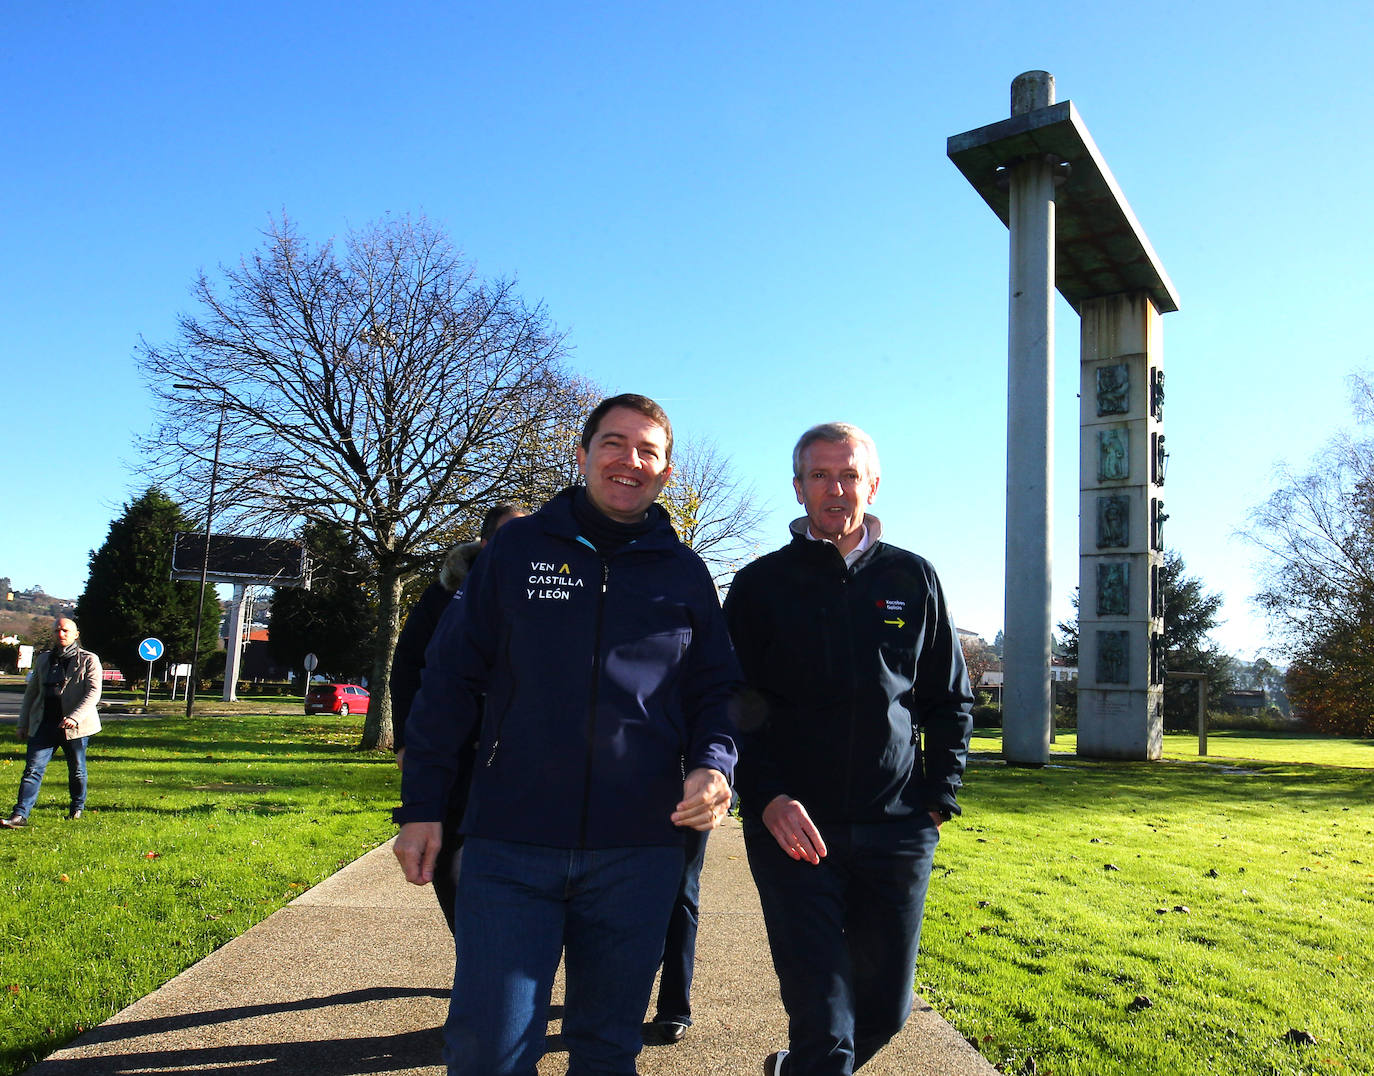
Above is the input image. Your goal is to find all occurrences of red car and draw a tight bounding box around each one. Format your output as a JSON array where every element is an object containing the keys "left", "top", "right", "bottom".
[{"left": 305, "top": 683, "right": 370, "bottom": 716}]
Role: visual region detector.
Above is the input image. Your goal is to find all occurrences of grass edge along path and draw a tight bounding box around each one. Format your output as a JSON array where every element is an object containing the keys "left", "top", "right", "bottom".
[{"left": 0, "top": 711, "right": 397, "bottom": 1076}]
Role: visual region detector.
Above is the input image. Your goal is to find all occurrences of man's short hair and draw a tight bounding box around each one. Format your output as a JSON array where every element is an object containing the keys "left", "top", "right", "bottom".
[
  {"left": 792, "top": 422, "right": 881, "bottom": 480},
  {"left": 480, "top": 503, "right": 525, "bottom": 543},
  {"left": 580, "top": 394, "right": 674, "bottom": 462}
]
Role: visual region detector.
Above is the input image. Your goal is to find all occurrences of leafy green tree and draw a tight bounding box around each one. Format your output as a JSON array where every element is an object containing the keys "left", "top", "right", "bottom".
[
  {"left": 1160, "top": 551, "right": 1235, "bottom": 729},
  {"left": 1056, "top": 591, "right": 1080, "bottom": 666},
  {"left": 1284, "top": 624, "right": 1374, "bottom": 735},
  {"left": 75, "top": 488, "right": 219, "bottom": 681},
  {"left": 268, "top": 521, "right": 377, "bottom": 684},
  {"left": 1233, "top": 656, "right": 1291, "bottom": 715},
  {"left": 1057, "top": 554, "right": 1233, "bottom": 729}
]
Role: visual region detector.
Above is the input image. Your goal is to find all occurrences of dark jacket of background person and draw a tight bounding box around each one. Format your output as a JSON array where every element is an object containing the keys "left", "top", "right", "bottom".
[
  {"left": 724, "top": 517, "right": 974, "bottom": 824},
  {"left": 19, "top": 646, "right": 103, "bottom": 739},
  {"left": 389, "top": 540, "right": 482, "bottom": 752},
  {"left": 395, "top": 487, "right": 740, "bottom": 849}
]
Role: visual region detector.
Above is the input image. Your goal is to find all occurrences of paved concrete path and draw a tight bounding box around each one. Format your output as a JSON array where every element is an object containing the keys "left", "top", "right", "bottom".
[{"left": 25, "top": 818, "right": 997, "bottom": 1075}]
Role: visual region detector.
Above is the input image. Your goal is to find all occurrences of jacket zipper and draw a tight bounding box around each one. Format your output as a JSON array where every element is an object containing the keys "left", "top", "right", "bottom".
[
  {"left": 840, "top": 562, "right": 861, "bottom": 815},
  {"left": 578, "top": 556, "right": 610, "bottom": 848}
]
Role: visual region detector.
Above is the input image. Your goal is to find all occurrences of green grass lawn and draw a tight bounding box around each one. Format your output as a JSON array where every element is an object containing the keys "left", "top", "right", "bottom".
[
  {"left": 3, "top": 716, "right": 1371, "bottom": 1075},
  {"left": 972, "top": 727, "right": 1374, "bottom": 768},
  {"left": 926, "top": 730, "right": 1374, "bottom": 1074},
  {"left": 0, "top": 711, "right": 397, "bottom": 1075}
]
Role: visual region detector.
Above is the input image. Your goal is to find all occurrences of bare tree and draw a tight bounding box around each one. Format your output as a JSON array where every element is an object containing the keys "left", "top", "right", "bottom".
[
  {"left": 659, "top": 436, "right": 770, "bottom": 581},
  {"left": 1246, "top": 371, "right": 1374, "bottom": 653},
  {"left": 139, "top": 214, "right": 582, "bottom": 749},
  {"left": 1245, "top": 371, "right": 1374, "bottom": 733}
]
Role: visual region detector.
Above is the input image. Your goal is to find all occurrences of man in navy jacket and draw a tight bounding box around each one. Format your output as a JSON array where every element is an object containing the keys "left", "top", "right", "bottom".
[
  {"left": 394, "top": 394, "right": 740, "bottom": 1076},
  {"left": 724, "top": 422, "right": 974, "bottom": 1076}
]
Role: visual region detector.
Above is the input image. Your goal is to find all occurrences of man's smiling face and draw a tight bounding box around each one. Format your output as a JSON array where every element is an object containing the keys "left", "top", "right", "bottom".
[{"left": 576, "top": 406, "right": 674, "bottom": 523}]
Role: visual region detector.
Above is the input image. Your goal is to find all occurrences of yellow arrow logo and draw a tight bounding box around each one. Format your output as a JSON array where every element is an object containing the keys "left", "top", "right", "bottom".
[{"left": 884, "top": 617, "right": 905, "bottom": 629}]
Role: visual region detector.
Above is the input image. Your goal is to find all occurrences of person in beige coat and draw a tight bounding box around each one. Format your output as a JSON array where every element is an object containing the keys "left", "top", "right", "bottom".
[{"left": 3, "top": 617, "right": 102, "bottom": 828}]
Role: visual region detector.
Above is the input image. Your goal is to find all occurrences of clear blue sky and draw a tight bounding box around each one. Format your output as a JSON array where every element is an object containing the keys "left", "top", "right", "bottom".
[{"left": 3, "top": 1, "right": 1370, "bottom": 660}]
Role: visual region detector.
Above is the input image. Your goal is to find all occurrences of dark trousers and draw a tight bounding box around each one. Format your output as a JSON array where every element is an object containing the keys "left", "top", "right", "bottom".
[
  {"left": 434, "top": 746, "right": 476, "bottom": 933},
  {"left": 433, "top": 810, "right": 465, "bottom": 932},
  {"left": 653, "top": 827, "right": 709, "bottom": 1024},
  {"left": 745, "top": 813, "right": 940, "bottom": 1075}
]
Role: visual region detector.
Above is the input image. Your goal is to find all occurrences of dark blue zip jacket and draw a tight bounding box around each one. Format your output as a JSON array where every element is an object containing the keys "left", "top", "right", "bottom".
[
  {"left": 724, "top": 516, "right": 974, "bottom": 824},
  {"left": 395, "top": 488, "right": 741, "bottom": 849}
]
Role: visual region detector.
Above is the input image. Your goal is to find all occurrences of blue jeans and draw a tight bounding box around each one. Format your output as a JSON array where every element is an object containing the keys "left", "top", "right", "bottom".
[
  {"left": 653, "top": 827, "right": 708, "bottom": 1024},
  {"left": 745, "top": 813, "right": 940, "bottom": 1075},
  {"left": 445, "top": 837, "right": 682, "bottom": 1076},
  {"left": 14, "top": 728, "right": 88, "bottom": 820}
]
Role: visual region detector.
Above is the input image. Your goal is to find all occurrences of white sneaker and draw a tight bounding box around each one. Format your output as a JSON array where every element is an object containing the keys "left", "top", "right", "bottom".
[{"left": 763, "top": 1049, "right": 789, "bottom": 1075}]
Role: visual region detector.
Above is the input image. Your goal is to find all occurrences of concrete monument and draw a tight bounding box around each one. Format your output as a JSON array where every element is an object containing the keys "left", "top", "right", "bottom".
[{"left": 948, "top": 72, "right": 1180, "bottom": 762}]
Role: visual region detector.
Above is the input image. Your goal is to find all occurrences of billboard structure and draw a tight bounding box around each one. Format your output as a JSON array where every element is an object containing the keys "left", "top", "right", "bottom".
[
  {"left": 171, "top": 534, "right": 310, "bottom": 587},
  {"left": 171, "top": 533, "right": 311, "bottom": 701}
]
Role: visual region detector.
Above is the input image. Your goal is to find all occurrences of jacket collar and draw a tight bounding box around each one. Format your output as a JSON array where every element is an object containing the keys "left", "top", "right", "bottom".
[
  {"left": 539, "top": 487, "right": 682, "bottom": 553},
  {"left": 787, "top": 512, "right": 884, "bottom": 570}
]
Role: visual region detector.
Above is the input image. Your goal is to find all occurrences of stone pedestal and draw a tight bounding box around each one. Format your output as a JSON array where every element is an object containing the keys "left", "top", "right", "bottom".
[{"left": 1076, "top": 293, "right": 1165, "bottom": 759}]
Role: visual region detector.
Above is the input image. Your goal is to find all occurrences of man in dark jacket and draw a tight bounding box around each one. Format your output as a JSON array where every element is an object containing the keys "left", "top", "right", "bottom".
[
  {"left": 724, "top": 422, "right": 974, "bottom": 1076},
  {"left": 388, "top": 502, "right": 525, "bottom": 931},
  {"left": 394, "top": 394, "right": 740, "bottom": 1076}
]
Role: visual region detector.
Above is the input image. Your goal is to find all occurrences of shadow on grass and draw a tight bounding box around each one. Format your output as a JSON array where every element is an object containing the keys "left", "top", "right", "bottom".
[
  {"left": 19, "top": 990, "right": 567, "bottom": 1075},
  {"left": 31, "top": 801, "right": 389, "bottom": 818}
]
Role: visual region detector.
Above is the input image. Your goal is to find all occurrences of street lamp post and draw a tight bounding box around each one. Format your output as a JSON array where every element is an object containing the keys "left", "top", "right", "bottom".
[{"left": 174, "top": 385, "right": 226, "bottom": 718}]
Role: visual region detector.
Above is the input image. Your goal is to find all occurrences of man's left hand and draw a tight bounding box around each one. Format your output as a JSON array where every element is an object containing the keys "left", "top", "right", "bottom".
[{"left": 672, "top": 767, "right": 731, "bottom": 831}]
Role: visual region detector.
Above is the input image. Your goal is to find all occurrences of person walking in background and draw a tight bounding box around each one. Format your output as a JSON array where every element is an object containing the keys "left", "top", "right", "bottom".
[
  {"left": 3, "top": 617, "right": 102, "bottom": 829},
  {"left": 393, "top": 393, "right": 740, "bottom": 1076},
  {"left": 648, "top": 826, "right": 709, "bottom": 1044},
  {"left": 388, "top": 502, "right": 526, "bottom": 931},
  {"left": 723, "top": 422, "right": 974, "bottom": 1075}
]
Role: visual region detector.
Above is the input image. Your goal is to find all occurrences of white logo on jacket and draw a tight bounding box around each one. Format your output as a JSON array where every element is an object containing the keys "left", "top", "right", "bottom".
[{"left": 527, "top": 560, "right": 586, "bottom": 601}]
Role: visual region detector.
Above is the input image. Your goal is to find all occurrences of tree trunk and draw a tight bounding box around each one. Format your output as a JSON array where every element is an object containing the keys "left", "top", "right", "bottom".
[{"left": 360, "top": 569, "right": 404, "bottom": 751}]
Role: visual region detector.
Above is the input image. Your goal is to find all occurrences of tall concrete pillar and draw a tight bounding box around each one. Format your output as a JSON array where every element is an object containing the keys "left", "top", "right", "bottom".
[{"left": 1002, "top": 71, "right": 1056, "bottom": 764}]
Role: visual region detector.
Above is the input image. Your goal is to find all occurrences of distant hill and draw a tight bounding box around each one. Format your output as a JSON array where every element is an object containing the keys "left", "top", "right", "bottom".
[{"left": 0, "top": 579, "right": 76, "bottom": 642}]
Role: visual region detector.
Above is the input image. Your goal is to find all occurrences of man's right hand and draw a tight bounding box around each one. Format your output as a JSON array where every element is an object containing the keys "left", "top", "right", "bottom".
[
  {"left": 393, "top": 821, "right": 442, "bottom": 886},
  {"left": 762, "top": 794, "right": 827, "bottom": 865}
]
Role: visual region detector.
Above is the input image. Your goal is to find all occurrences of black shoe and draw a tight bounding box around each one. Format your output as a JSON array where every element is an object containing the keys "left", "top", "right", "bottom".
[
  {"left": 763, "top": 1049, "right": 789, "bottom": 1075},
  {"left": 68, "top": 809, "right": 83, "bottom": 820},
  {"left": 0, "top": 814, "right": 27, "bottom": 829},
  {"left": 652, "top": 1019, "right": 688, "bottom": 1044}
]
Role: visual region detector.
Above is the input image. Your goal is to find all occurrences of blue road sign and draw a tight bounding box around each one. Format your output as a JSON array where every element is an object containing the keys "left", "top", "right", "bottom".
[{"left": 139, "top": 638, "right": 165, "bottom": 662}]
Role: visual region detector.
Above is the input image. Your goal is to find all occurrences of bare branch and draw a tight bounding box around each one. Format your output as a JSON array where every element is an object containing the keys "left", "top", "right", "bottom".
[{"left": 136, "top": 214, "right": 588, "bottom": 748}]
